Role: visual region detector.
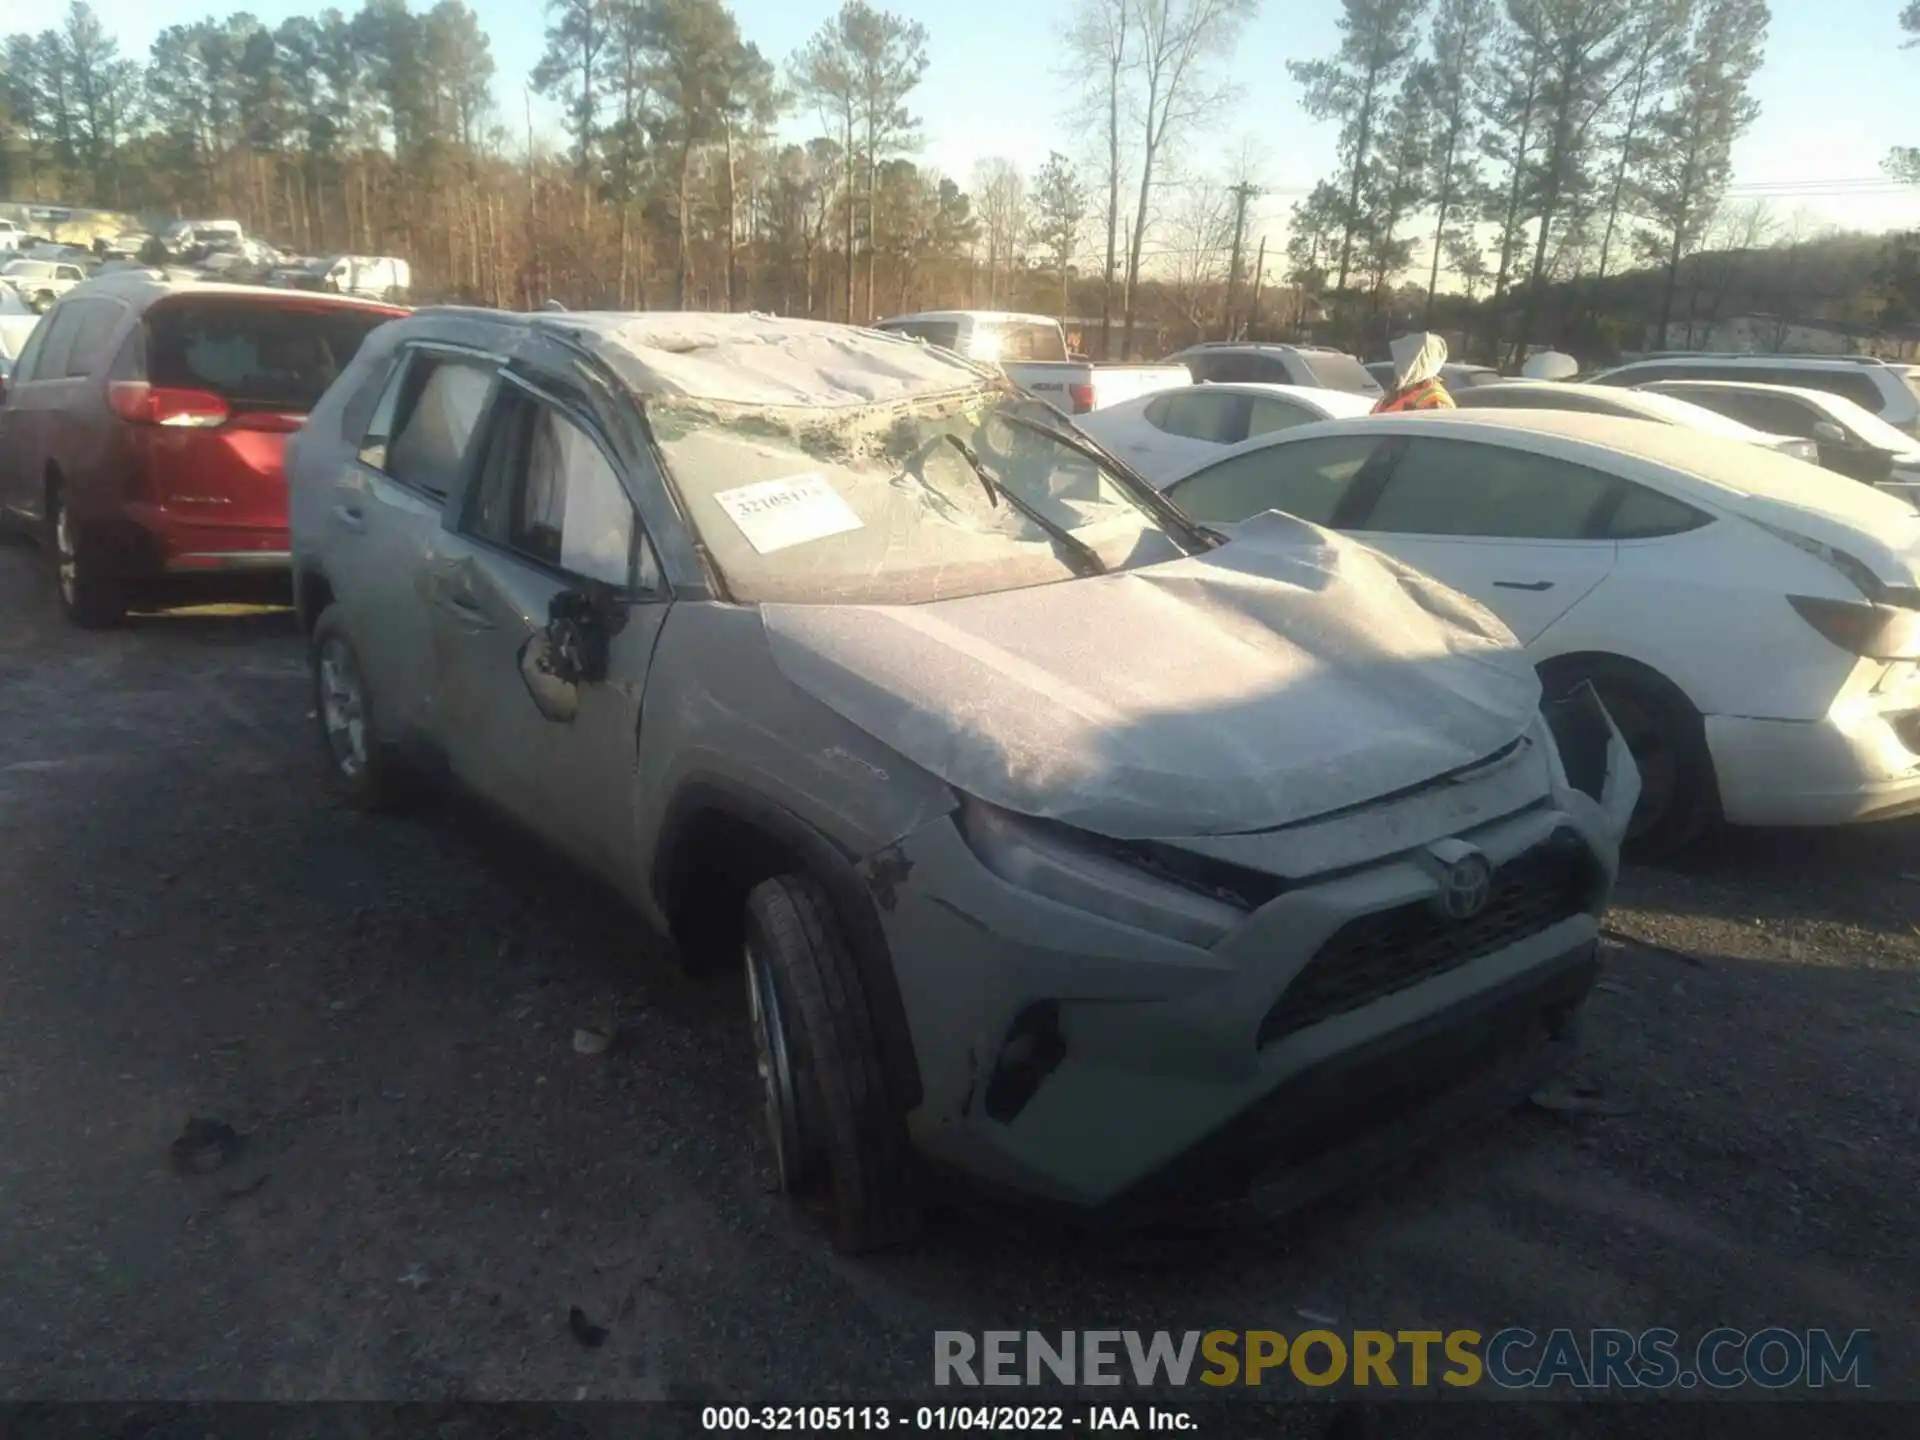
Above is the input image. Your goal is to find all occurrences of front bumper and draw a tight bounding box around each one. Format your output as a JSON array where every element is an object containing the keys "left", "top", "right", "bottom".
[{"left": 879, "top": 793, "right": 1616, "bottom": 1211}]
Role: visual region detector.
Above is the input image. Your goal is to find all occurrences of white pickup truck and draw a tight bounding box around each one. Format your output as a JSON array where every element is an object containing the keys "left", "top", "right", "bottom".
[{"left": 874, "top": 310, "right": 1190, "bottom": 414}]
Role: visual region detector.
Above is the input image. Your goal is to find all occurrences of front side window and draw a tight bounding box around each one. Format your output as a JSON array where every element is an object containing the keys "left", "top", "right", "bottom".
[
  {"left": 466, "top": 390, "right": 649, "bottom": 590},
  {"left": 1245, "top": 395, "right": 1317, "bottom": 436},
  {"left": 1356, "top": 438, "right": 1615, "bottom": 540},
  {"left": 647, "top": 389, "right": 1200, "bottom": 605},
  {"left": 359, "top": 351, "right": 496, "bottom": 499},
  {"left": 1166, "top": 433, "right": 1385, "bottom": 526},
  {"left": 1666, "top": 386, "right": 1817, "bottom": 437}
]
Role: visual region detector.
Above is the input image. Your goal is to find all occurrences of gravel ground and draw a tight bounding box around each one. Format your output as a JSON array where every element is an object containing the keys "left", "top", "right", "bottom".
[{"left": 0, "top": 534, "right": 1914, "bottom": 1433}]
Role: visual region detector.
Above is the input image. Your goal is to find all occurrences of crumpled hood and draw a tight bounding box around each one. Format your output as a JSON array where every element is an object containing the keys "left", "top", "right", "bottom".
[{"left": 760, "top": 512, "right": 1543, "bottom": 840}]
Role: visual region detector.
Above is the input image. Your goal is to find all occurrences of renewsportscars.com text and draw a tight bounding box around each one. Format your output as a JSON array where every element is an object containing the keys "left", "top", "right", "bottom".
[{"left": 933, "top": 1328, "right": 1874, "bottom": 1392}]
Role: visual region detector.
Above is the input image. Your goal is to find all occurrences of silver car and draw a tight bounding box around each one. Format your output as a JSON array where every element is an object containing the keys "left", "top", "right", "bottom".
[{"left": 285, "top": 309, "right": 1636, "bottom": 1250}]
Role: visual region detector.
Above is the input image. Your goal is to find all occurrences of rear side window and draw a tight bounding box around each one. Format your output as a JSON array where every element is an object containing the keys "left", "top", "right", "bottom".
[
  {"left": 990, "top": 323, "right": 1068, "bottom": 362},
  {"left": 1298, "top": 351, "right": 1381, "bottom": 395},
  {"left": 360, "top": 351, "right": 496, "bottom": 500},
  {"left": 1778, "top": 368, "right": 1885, "bottom": 413},
  {"left": 1604, "top": 484, "right": 1712, "bottom": 540},
  {"left": 145, "top": 300, "right": 397, "bottom": 412},
  {"left": 1357, "top": 438, "right": 1615, "bottom": 540},
  {"left": 61, "top": 300, "right": 123, "bottom": 378},
  {"left": 23, "top": 302, "right": 84, "bottom": 381},
  {"left": 1664, "top": 386, "right": 1817, "bottom": 437},
  {"left": 1189, "top": 351, "right": 1291, "bottom": 385},
  {"left": 1146, "top": 390, "right": 1245, "bottom": 443},
  {"left": 1168, "top": 433, "right": 1385, "bottom": 526},
  {"left": 882, "top": 320, "right": 960, "bottom": 351}
]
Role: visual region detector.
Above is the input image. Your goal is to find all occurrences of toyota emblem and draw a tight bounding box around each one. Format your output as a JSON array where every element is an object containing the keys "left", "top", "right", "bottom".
[{"left": 1438, "top": 853, "right": 1493, "bottom": 921}]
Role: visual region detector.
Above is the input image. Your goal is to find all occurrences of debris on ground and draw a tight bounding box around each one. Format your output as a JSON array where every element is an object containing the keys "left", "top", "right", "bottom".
[
  {"left": 169, "top": 1118, "right": 241, "bottom": 1175},
  {"left": 1295, "top": 1307, "right": 1339, "bottom": 1325},
  {"left": 398, "top": 1265, "right": 431, "bottom": 1291},
  {"left": 1529, "top": 1086, "right": 1635, "bottom": 1118},
  {"left": 572, "top": 1026, "right": 612, "bottom": 1056},
  {"left": 221, "top": 1173, "right": 271, "bottom": 1202},
  {"left": 568, "top": 1305, "right": 609, "bottom": 1348}
]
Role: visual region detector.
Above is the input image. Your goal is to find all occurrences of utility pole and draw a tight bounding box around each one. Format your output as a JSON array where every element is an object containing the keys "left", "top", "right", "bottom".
[
  {"left": 1247, "top": 234, "right": 1266, "bottom": 338},
  {"left": 1223, "top": 182, "right": 1260, "bottom": 339}
]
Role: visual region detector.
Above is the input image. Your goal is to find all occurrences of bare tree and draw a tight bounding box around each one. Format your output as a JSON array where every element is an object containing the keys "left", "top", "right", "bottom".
[
  {"left": 1418, "top": 0, "right": 1490, "bottom": 322},
  {"left": 1118, "top": 0, "right": 1258, "bottom": 357},
  {"left": 1634, "top": 0, "right": 1768, "bottom": 340},
  {"left": 1061, "top": 0, "right": 1133, "bottom": 356},
  {"left": 1288, "top": 0, "right": 1427, "bottom": 302},
  {"left": 972, "top": 156, "right": 1025, "bottom": 306},
  {"left": 1161, "top": 173, "right": 1233, "bottom": 336}
]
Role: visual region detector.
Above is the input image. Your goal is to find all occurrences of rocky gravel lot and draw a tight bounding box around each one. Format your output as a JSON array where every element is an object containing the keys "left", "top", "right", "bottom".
[{"left": 0, "top": 534, "right": 1915, "bottom": 1436}]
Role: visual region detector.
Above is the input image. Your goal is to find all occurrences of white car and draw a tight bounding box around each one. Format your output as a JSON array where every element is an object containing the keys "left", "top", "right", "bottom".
[
  {"left": 1156, "top": 410, "right": 1920, "bottom": 850},
  {"left": 0, "top": 257, "right": 87, "bottom": 313},
  {"left": 1636, "top": 379, "right": 1920, "bottom": 506},
  {"left": 1076, "top": 383, "right": 1377, "bottom": 479},
  {"left": 1450, "top": 380, "right": 1818, "bottom": 463},
  {"left": 1589, "top": 355, "right": 1920, "bottom": 437}
]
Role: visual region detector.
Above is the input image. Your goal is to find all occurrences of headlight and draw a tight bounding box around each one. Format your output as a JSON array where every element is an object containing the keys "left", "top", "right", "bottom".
[{"left": 954, "top": 795, "right": 1251, "bottom": 948}]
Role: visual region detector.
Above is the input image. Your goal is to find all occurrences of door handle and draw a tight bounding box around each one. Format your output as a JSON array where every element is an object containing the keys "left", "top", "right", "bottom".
[
  {"left": 1493, "top": 579, "right": 1555, "bottom": 591},
  {"left": 332, "top": 503, "right": 365, "bottom": 532}
]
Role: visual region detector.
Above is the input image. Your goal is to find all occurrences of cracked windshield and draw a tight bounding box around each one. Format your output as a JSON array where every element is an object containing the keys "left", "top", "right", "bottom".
[{"left": 648, "top": 390, "right": 1192, "bottom": 603}]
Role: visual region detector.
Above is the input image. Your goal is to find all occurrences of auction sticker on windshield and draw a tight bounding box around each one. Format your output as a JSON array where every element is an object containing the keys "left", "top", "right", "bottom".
[{"left": 714, "top": 474, "right": 864, "bottom": 554}]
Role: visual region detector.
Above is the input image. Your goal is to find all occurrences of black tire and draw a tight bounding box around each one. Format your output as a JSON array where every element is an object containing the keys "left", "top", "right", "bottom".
[
  {"left": 30, "top": 290, "right": 55, "bottom": 314},
  {"left": 310, "top": 605, "right": 397, "bottom": 811},
  {"left": 1542, "top": 657, "right": 1716, "bottom": 858},
  {"left": 743, "top": 874, "right": 919, "bottom": 1253},
  {"left": 48, "top": 489, "right": 127, "bottom": 629}
]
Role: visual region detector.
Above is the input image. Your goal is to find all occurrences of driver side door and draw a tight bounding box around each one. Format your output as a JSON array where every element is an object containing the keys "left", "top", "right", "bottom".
[{"left": 426, "top": 369, "right": 672, "bottom": 885}]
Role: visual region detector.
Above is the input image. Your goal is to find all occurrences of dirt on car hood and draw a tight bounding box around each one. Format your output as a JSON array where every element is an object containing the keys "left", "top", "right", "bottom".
[{"left": 760, "top": 511, "right": 1544, "bottom": 840}]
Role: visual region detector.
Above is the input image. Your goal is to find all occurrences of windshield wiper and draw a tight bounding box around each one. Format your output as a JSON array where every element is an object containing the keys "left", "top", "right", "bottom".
[
  {"left": 940, "top": 433, "right": 1107, "bottom": 576},
  {"left": 994, "top": 410, "right": 1221, "bottom": 550}
]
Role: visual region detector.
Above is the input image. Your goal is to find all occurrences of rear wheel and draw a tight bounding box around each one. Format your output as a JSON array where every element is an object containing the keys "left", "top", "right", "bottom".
[
  {"left": 1543, "top": 658, "right": 1715, "bottom": 858},
  {"left": 311, "top": 605, "right": 397, "bottom": 811},
  {"left": 743, "top": 874, "right": 919, "bottom": 1253},
  {"left": 48, "top": 490, "right": 127, "bottom": 629}
]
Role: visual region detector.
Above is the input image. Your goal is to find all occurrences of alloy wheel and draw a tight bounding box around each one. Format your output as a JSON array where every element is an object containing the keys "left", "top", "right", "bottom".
[
  {"left": 317, "top": 638, "right": 369, "bottom": 780},
  {"left": 53, "top": 501, "right": 77, "bottom": 607},
  {"left": 745, "top": 941, "right": 807, "bottom": 1193}
]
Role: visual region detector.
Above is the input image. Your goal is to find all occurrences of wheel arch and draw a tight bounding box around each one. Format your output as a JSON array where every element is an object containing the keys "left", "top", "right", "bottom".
[
  {"left": 294, "top": 565, "right": 335, "bottom": 643},
  {"left": 651, "top": 775, "right": 923, "bottom": 1110}
]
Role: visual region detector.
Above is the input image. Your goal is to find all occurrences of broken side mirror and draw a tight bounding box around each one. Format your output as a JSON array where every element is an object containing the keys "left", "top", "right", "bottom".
[{"left": 545, "top": 583, "right": 623, "bottom": 685}]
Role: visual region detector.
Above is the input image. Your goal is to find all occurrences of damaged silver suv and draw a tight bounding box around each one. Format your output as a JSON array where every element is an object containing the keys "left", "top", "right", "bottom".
[{"left": 285, "top": 310, "right": 1637, "bottom": 1250}]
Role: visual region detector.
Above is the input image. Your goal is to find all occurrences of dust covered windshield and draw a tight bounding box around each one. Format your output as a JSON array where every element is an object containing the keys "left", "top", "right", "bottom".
[{"left": 648, "top": 387, "right": 1195, "bottom": 605}]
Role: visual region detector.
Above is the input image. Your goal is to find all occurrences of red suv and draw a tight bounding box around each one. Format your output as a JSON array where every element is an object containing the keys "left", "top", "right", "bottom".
[{"left": 0, "top": 271, "right": 404, "bottom": 626}]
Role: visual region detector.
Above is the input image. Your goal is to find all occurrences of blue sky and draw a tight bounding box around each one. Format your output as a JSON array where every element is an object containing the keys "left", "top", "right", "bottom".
[{"left": 91, "top": 0, "right": 1920, "bottom": 247}]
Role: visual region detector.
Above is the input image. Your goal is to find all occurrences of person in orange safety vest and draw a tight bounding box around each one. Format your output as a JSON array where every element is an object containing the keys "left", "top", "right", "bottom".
[{"left": 1372, "top": 331, "right": 1457, "bottom": 413}]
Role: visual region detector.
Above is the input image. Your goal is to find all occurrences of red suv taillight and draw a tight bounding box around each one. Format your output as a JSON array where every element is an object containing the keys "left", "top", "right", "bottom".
[
  {"left": 108, "top": 381, "right": 229, "bottom": 428},
  {"left": 1067, "top": 383, "right": 1095, "bottom": 413}
]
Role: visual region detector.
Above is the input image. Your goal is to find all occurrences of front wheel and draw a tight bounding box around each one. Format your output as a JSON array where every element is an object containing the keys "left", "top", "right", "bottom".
[
  {"left": 29, "top": 290, "right": 55, "bottom": 314},
  {"left": 743, "top": 874, "right": 919, "bottom": 1253},
  {"left": 1545, "top": 658, "right": 1715, "bottom": 858}
]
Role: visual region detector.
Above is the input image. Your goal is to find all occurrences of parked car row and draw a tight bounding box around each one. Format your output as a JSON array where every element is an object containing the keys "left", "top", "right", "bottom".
[
  {"left": 6, "top": 277, "right": 1919, "bottom": 1253},
  {"left": 0, "top": 282, "right": 1644, "bottom": 1253}
]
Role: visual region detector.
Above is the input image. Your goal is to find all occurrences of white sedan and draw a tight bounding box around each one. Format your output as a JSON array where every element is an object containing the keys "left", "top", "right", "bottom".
[
  {"left": 1156, "top": 409, "right": 1920, "bottom": 851},
  {"left": 1449, "top": 380, "right": 1818, "bottom": 462},
  {"left": 1075, "top": 382, "right": 1376, "bottom": 478}
]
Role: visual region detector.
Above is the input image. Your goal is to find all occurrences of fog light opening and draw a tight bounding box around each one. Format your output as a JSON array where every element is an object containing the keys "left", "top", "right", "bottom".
[{"left": 982, "top": 1001, "right": 1067, "bottom": 1124}]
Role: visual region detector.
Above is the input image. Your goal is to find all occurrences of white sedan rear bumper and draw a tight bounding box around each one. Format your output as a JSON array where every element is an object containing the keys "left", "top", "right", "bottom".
[{"left": 1707, "top": 702, "right": 1920, "bottom": 826}]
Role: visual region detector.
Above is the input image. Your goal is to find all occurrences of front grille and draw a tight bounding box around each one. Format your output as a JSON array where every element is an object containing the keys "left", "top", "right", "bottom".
[{"left": 1257, "top": 831, "right": 1597, "bottom": 1047}]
